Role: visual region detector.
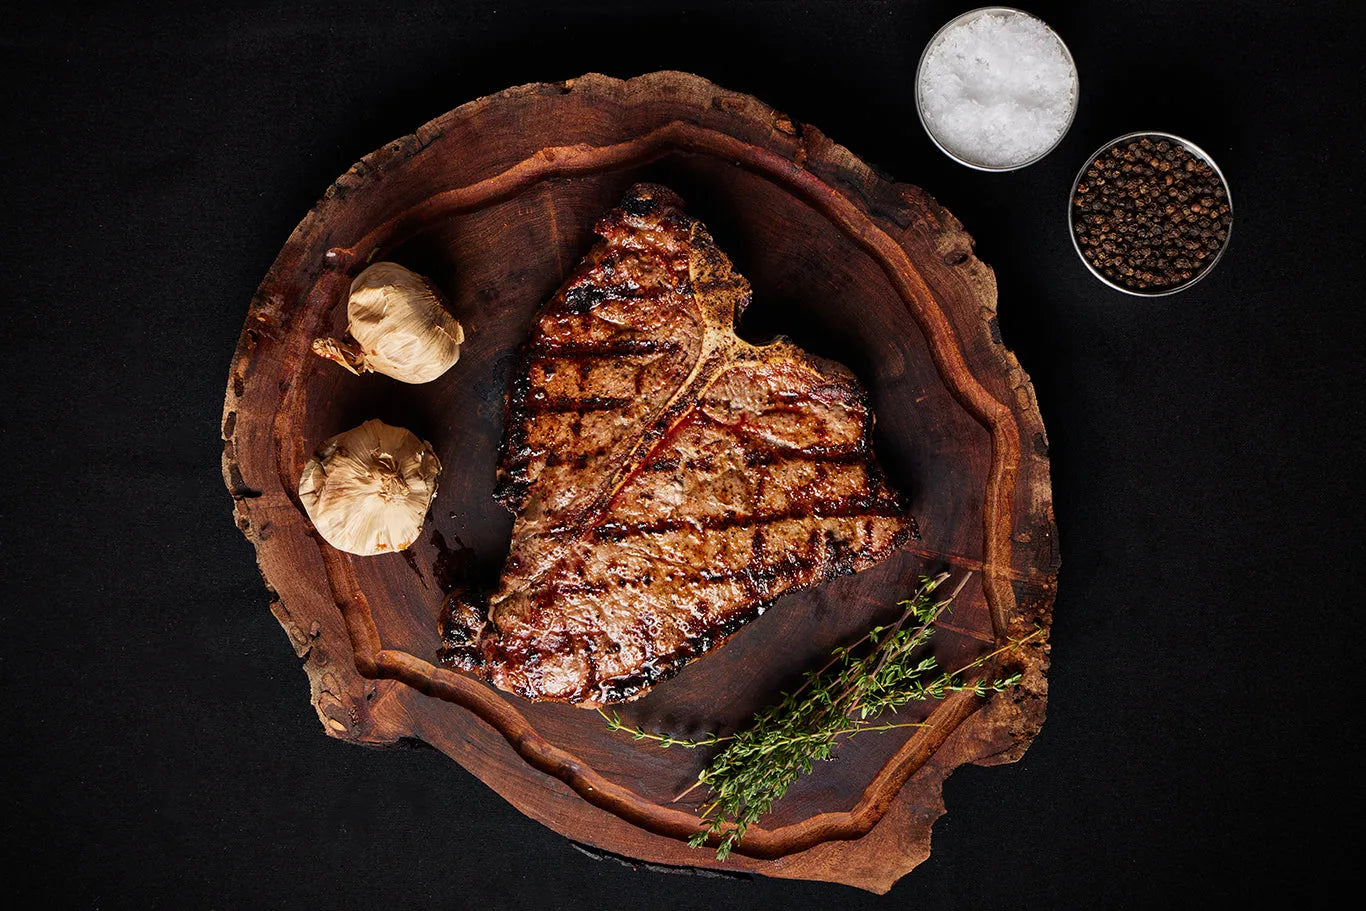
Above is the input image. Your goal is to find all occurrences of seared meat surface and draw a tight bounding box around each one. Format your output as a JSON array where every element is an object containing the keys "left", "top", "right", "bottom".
[{"left": 440, "top": 184, "right": 916, "bottom": 705}]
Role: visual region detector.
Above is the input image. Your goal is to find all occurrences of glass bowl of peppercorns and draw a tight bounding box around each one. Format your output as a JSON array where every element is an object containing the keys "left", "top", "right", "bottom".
[{"left": 1069, "top": 132, "right": 1233, "bottom": 296}]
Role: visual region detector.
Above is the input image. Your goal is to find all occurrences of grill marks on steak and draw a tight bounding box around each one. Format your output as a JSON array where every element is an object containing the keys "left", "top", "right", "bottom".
[{"left": 439, "top": 184, "right": 916, "bottom": 706}]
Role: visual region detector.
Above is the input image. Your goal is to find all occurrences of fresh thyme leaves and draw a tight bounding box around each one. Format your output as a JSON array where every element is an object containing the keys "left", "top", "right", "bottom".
[{"left": 598, "top": 573, "right": 1041, "bottom": 861}]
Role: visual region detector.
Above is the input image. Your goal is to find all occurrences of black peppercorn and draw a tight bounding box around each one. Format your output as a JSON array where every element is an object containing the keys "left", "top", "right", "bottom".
[{"left": 1072, "top": 136, "right": 1231, "bottom": 291}]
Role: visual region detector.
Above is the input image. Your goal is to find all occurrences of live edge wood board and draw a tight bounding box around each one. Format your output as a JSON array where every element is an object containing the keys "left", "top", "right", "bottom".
[{"left": 221, "top": 71, "right": 1059, "bottom": 893}]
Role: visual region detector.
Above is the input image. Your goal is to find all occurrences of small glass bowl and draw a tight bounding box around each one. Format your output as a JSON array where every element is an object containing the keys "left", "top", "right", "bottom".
[
  {"left": 915, "top": 6, "right": 1079, "bottom": 172},
  {"left": 1068, "top": 131, "right": 1234, "bottom": 297}
]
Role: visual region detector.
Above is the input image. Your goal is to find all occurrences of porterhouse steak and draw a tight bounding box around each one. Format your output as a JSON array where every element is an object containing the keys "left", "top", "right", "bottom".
[{"left": 439, "top": 184, "right": 917, "bottom": 705}]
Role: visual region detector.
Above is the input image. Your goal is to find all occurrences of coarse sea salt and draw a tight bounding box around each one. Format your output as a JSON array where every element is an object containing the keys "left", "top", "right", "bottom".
[{"left": 918, "top": 10, "right": 1077, "bottom": 169}]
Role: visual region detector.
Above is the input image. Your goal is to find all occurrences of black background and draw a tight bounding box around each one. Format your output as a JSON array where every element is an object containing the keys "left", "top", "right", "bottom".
[{"left": 4, "top": 1, "right": 1364, "bottom": 907}]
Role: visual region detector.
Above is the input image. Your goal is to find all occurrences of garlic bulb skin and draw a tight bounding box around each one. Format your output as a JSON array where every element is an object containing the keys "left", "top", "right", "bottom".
[
  {"left": 298, "top": 419, "right": 441, "bottom": 556},
  {"left": 312, "top": 262, "right": 464, "bottom": 383}
]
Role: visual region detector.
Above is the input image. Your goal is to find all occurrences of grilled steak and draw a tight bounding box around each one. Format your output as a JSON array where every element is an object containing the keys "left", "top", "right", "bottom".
[{"left": 440, "top": 184, "right": 916, "bottom": 705}]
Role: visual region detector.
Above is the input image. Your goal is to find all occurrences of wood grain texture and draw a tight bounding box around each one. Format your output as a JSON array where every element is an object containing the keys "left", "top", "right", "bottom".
[{"left": 222, "top": 71, "right": 1058, "bottom": 893}]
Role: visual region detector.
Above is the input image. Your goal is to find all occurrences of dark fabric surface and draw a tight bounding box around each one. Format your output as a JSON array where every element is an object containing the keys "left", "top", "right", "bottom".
[{"left": 3, "top": 1, "right": 1362, "bottom": 906}]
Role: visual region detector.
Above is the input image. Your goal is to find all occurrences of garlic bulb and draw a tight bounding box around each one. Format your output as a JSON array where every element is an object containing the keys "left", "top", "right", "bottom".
[
  {"left": 312, "top": 262, "right": 465, "bottom": 383},
  {"left": 298, "top": 419, "right": 441, "bottom": 556}
]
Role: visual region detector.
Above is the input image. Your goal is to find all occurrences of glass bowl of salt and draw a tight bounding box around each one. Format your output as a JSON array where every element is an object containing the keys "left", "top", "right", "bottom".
[{"left": 916, "top": 7, "right": 1079, "bottom": 171}]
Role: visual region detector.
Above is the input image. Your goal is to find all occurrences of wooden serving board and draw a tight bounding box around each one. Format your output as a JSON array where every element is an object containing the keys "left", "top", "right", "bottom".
[{"left": 222, "top": 71, "right": 1058, "bottom": 893}]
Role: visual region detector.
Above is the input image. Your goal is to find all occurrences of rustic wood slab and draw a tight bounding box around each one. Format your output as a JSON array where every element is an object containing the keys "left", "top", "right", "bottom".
[{"left": 222, "top": 71, "right": 1058, "bottom": 893}]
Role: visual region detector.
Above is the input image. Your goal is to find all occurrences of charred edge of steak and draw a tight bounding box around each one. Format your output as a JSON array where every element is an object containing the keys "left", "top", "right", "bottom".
[
  {"left": 492, "top": 370, "right": 533, "bottom": 511},
  {"left": 437, "top": 589, "right": 491, "bottom": 672},
  {"left": 617, "top": 182, "right": 685, "bottom": 217},
  {"left": 685, "top": 220, "right": 752, "bottom": 324}
]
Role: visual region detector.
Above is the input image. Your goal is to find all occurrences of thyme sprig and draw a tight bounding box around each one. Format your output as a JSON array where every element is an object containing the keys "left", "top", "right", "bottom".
[{"left": 598, "top": 573, "right": 1040, "bottom": 860}]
